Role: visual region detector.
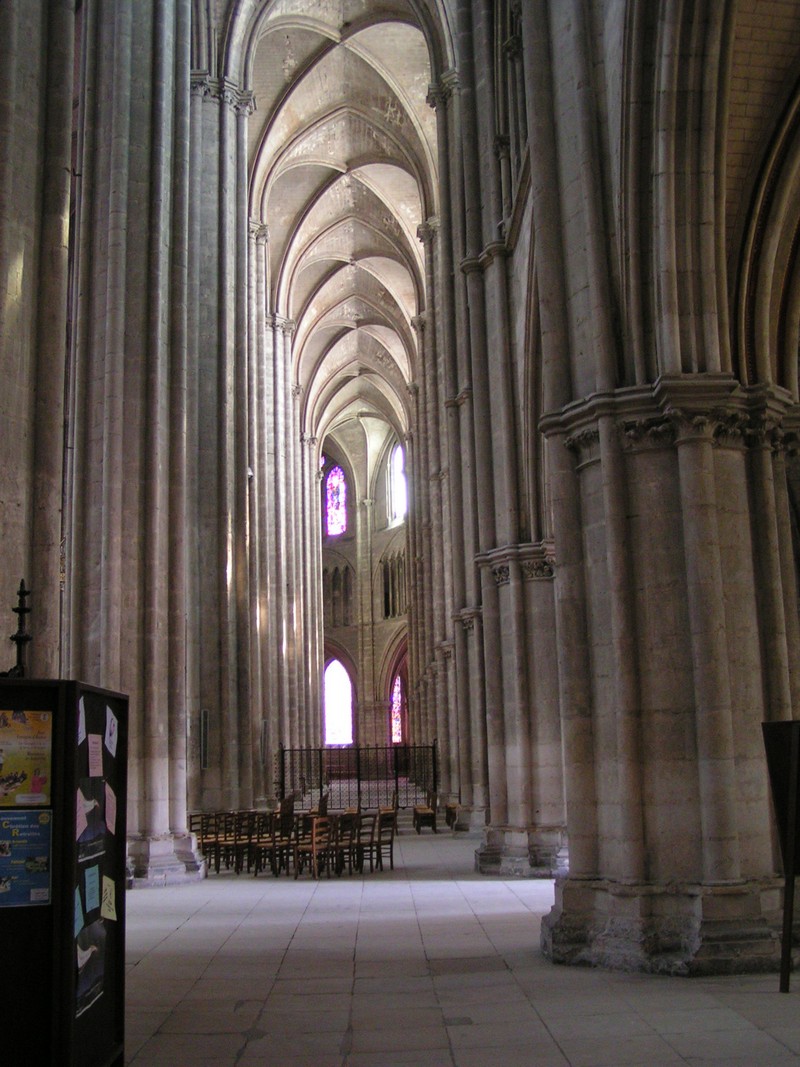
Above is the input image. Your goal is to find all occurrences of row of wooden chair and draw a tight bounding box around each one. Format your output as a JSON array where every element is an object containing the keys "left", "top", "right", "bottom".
[{"left": 189, "top": 802, "right": 396, "bottom": 879}]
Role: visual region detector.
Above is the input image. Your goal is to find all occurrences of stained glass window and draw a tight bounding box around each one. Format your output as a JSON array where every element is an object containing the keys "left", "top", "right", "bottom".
[
  {"left": 390, "top": 674, "right": 403, "bottom": 744},
  {"left": 326, "top": 465, "right": 347, "bottom": 535},
  {"left": 324, "top": 659, "right": 353, "bottom": 745}
]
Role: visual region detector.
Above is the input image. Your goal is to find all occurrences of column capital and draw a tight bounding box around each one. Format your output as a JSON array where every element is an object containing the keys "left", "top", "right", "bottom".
[
  {"left": 191, "top": 75, "right": 255, "bottom": 116},
  {"left": 411, "top": 313, "right": 427, "bottom": 333},
  {"left": 268, "top": 314, "right": 296, "bottom": 336},
  {"left": 249, "top": 220, "right": 269, "bottom": 243},
  {"left": 428, "top": 69, "right": 460, "bottom": 108},
  {"left": 503, "top": 33, "right": 522, "bottom": 61},
  {"left": 417, "top": 218, "right": 439, "bottom": 246},
  {"left": 494, "top": 134, "right": 511, "bottom": 161}
]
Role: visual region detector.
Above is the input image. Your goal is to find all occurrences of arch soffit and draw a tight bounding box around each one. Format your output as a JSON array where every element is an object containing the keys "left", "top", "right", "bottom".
[{"left": 735, "top": 73, "right": 800, "bottom": 395}]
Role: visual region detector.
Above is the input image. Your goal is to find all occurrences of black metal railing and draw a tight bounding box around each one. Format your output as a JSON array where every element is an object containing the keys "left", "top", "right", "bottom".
[{"left": 275, "top": 742, "right": 437, "bottom": 811}]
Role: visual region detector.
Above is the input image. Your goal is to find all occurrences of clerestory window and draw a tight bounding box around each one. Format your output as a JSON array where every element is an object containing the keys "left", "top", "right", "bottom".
[{"left": 325, "top": 464, "right": 347, "bottom": 536}]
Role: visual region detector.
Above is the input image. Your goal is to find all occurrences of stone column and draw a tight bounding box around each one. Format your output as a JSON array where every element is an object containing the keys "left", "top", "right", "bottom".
[
  {"left": 29, "top": 0, "right": 74, "bottom": 677},
  {"left": 270, "top": 314, "right": 292, "bottom": 747},
  {"left": 247, "top": 220, "right": 269, "bottom": 802}
]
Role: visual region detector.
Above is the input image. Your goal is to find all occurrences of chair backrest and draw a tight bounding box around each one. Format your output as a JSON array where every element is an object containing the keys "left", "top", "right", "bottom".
[
  {"left": 312, "top": 815, "right": 331, "bottom": 848},
  {"left": 278, "top": 793, "right": 295, "bottom": 837},
  {"left": 337, "top": 810, "right": 359, "bottom": 843},
  {"left": 358, "top": 811, "right": 377, "bottom": 843},
  {"left": 378, "top": 810, "right": 396, "bottom": 838}
]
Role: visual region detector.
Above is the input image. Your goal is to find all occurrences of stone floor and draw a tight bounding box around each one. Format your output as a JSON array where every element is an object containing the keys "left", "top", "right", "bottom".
[{"left": 125, "top": 831, "right": 800, "bottom": 1066}]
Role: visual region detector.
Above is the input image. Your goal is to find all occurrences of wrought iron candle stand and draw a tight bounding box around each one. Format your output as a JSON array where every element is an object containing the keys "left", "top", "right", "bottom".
[{"left": 0, "top": 579, "right": 32, "bottom": 677}]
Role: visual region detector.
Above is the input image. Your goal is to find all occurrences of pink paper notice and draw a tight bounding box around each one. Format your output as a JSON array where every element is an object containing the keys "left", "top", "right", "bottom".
[{"left": 88, "top": 733, "right": 103, "bottom": 777}]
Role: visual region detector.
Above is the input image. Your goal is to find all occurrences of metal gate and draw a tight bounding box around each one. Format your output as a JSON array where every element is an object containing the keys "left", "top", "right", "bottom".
[{"left": 275, "top": 743, "right": 437, "bottom": 811}]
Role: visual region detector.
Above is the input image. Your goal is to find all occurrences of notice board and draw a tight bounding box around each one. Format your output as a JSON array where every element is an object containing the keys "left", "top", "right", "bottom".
[{"left": 0, "top": 680, "right": 128, "bottom": 1066}]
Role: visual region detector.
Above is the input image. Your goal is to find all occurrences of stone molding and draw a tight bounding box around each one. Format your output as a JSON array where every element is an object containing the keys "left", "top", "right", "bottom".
[{"left": 542, "top": 378, "right": 800, "bottom": 460}]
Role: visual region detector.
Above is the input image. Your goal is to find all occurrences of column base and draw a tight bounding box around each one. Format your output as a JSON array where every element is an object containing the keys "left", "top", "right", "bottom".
[
  {"left": 127, "top": 833, "right": 207, "bottom": 888},
  {"left": 474, "top": 824, "right": 568, "bottom": 877},
  {"left": 541, "top": 874, "right": 786, "bottom": 975}
]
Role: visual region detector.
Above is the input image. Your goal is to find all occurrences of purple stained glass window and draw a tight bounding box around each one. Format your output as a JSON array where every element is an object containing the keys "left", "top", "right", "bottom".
[
  {"left": 391, "top": 674, "right": 403, "bottom": 744},
  {"left": 326, "top": 465, "right": 347, "bottom": 535}
]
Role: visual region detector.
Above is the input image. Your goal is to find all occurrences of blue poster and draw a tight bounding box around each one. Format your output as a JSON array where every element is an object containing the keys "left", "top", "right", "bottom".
[
  {"left": 85, "top": 864, "right": 100, "bottom": 912},
  {"left": 0, "top": 809, "right": 52, "bottom": 907}
]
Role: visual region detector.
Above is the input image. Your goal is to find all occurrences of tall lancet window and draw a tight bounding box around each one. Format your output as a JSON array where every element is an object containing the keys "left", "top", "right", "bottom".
[
  {"left": 389, "top": 443, "right": 407, "bottom": 524},
  {"left": 324, "top": 659, "right": 353, "bottom": 745},
  {"left": 326, "top": 465, "right": 347, "bottom": 536},
  {"left": 390, "top": 674, "right": 403, "bottom": 744}
]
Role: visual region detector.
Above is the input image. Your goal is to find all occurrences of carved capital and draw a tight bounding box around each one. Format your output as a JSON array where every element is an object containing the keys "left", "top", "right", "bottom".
[
  {"left": 521, "top": 558, "right": 554, "bottom": 580},
  {"left": 192, "top": 76, "right": 255, "bottom": 116},
  {"left": 249, "top": 220, "right": 269, "bottom": 243},
  {"left": 492, "top": 564, "right": 510, "bottom": 586},
  {"left": 411, "top": 313, "right": 427, "bottom": 334},
  {"left": 503, "top": 33, "right": 522, "bottom": 61},
  {"left": 565, "top": 427, "right": 600, "bottom": 455},
  {"left": 428, "top": 69, "right": 460, "bottom": 109},
  {"left": 619, "top": 416, "right": 675, "bottom": 451},
  {"left": 494, "top": 134, "right": 511, "bottom": 160},
  {"left": 269, "top": 315, "right": 296, "bottom": 337},
  {"left": 417, "top": 218, "right": 439, "bottom": 246}
]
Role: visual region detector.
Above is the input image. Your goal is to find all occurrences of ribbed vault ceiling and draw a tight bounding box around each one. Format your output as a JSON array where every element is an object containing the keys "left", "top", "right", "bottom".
[{"left": 248, "top": 1, "right": 437, "bottom": 455}]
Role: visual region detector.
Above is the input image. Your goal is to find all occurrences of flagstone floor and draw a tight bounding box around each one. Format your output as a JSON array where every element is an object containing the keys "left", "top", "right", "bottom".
[{"left": 125, "top": 831, "right": 800, "bottom": 1066}]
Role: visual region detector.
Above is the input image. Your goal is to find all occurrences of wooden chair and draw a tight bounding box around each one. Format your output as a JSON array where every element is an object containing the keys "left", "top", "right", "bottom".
[
  {"left": 375, "top": 809, "right": 396, "bottom": 870},
  {"left": 273, "top": 794, "right": 297, "bottom": 875},
  {"left": 379, "top": 790, "right": 398, "bottom": 835},
  {"left": 214, "top": 811, "right": 238, "bottom": 871},
  {"left": 413, "top": 791, "right": 438, "bottom": 834},
  {"left": 233, "top": 810, "right": 258, "bottom": 874},
  {"left": 190, "top": 812, "right": 220, "bottom": 872},
  {"left": 293, "top": 815, "right": 332, "bottom": 878},
  {"left": 250, "top": 811, "right": 278, "bottom": 876},
  {"left": 332, "top": 811, "right": 360, "bottom": 876},
  {"left": 355, "top": 812, "right": 379, "bottom": 872}
]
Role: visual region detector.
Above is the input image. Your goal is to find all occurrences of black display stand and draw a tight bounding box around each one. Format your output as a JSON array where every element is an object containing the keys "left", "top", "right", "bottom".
[
  {"left": 762, "top": 720, "right": 800, "bottom": 993},
  {"left": 0, "top": 680, "right": 128, "bottom": 1066}
]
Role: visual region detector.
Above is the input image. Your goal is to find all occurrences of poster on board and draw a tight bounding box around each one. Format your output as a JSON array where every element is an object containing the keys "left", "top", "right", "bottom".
[
  {"left": 0, "top": 808, "right": 52, "bottom": 906},
  {"left": 0, "top": 709, "right": 52, "bottom": 807}
]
